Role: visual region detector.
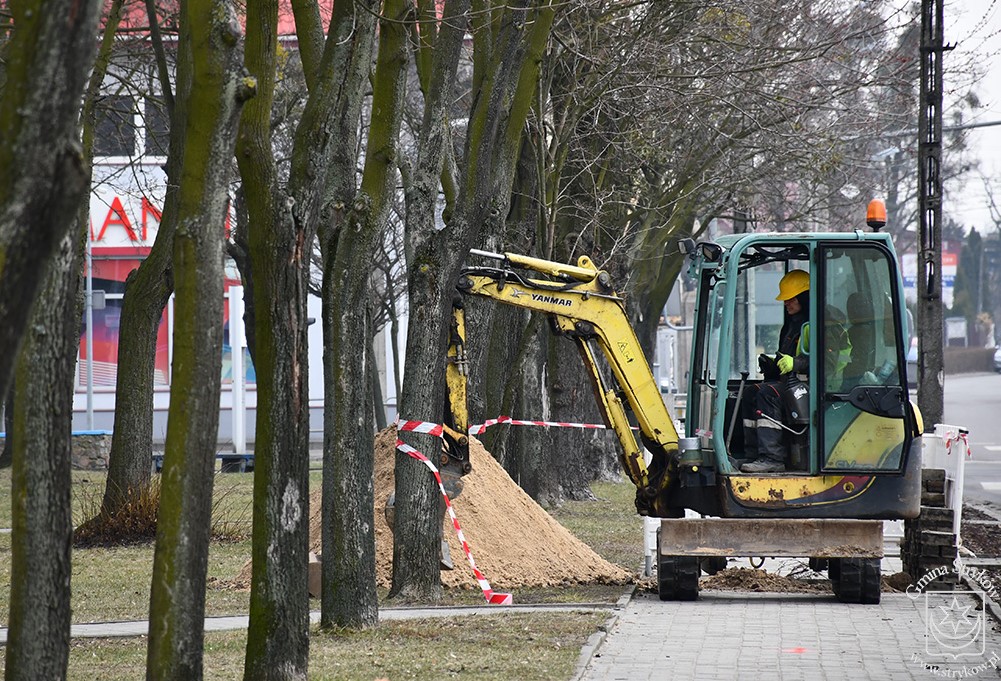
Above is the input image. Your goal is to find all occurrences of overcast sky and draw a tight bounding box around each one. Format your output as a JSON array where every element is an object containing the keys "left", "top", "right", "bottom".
[{"left": 944, "top": 0, "right": 1001, "bottom": 233}]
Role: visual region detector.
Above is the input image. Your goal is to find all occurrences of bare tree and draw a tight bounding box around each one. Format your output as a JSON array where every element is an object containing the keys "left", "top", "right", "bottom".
[
  {"left": 145, "top": 0, "right": 251, "bottom": 676},
  {"left": 317, "top": 0, "right": 389, "bottom": 630},
  {"left": 391, "top": 0, "right": 556, "bottom": 602},
  {"left": 237, "top": 0, "right": 384, "bottom": 670},
  {"left": 5, "top": 230, "right": 87, "bottom": 680},
  {"left": 1, "top": 0, "right": 103, "bottom": 676},
  {"left": 448, "top": 0, "right": 979, "bottom": 504},
  {"left": 0, "top": 0, "right": 102, "bottom": 402},
  {"left": 97, "top": 6, "right": 190, "bottom": 522}
]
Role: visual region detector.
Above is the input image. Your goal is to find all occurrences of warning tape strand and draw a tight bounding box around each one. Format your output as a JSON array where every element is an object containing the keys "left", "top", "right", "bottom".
[
  {"left": 397, "top": 420, "right": 444, "bottom": 436},
  {"left": 397, "top": 414, "right": 620, "bottom": 437},
  {"left": 944, "top": 431, "right": 972, "bottom": 458},
  {"left": 394, "top": 430, "right": 512, "bottom": 606},
  {"left": 468, "top": 414, "right": 611, "bottom": 435}
]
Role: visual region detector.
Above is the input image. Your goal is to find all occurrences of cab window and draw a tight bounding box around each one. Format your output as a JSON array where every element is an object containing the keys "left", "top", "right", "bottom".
[{"left": 820, "top": 245, "right": 909, "bottom": 472}]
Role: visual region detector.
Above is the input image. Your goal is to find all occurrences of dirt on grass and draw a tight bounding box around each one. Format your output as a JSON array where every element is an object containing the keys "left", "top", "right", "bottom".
[{"left": 237, "top": 426, "right": 631, "bottom": 591}]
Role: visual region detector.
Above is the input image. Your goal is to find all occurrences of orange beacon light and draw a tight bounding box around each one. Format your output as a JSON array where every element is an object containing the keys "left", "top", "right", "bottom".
[{"left": 866, "top": 199, "right": 887, "bottom": 231}]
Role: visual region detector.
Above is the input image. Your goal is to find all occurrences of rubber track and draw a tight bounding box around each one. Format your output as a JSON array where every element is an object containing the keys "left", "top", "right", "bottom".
[{"left": 658, "top": 555, "right": 700, "bottom": 601}]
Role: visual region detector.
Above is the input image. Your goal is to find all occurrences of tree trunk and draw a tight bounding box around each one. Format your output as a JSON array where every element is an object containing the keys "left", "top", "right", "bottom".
[
  {"left": 390, "top": 0, "right": 477, "bottom": 601},
  {"left": 466, "top": 302, "right": 533, "bottom": 469},
  {"left": 145, "top": 3, "right": 249, "bottom": 678},
  {"left": 546, "top": 333, "right": 613, "bottom": 492},
  {"left": 393, "top": 1, "right": 555, "bottom": 600},
  {"left": 238, "top": 1, "right": 307, "bottom": 675},
  {"left": 370, "top": 336, "right": 388, "bottom": 431},
  {"left": 392, "top": 255, "right": 460, "bottom": 601},
  {"left": 321, "top": 262, "right": 380, "bottom": 626},
  {"left": 240, "top": 0, "right": 379, "bottom": 669},
  {"left": 0, "top": 0, "right": 101, "bottom": 400},
  {"left": 319, "top": 0, "right": 386, "bottom": 629},
  {"left": 5, "top": 227, "right": 85, "bottom": 680},
  {"left": 506, "top": 321, "right": 550, "bottom": 499},
  {"left": 100, "top": 15, "right": 192, "bottom": 519}
]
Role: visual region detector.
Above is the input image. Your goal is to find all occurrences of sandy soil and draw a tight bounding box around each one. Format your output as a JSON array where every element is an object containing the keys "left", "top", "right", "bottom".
[
  {"left": 238, "top": 426, "right": 630, "bottom": 590},
  {"left": 353, "top": 427, "right": 631, "bottom": 589}
]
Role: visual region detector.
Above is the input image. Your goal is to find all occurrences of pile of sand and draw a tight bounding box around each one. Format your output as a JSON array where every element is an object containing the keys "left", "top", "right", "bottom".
[
  {"left": 239, "top": 426, "right": 630, "bottom": 590},
  {"left": 350, "top": 427, "right": 630, "bottom": 589}
]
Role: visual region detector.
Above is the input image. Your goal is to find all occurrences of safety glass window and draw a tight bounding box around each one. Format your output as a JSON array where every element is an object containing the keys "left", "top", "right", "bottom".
[{"left": 821, "top": 246, "right": 908, "bottom": 472}]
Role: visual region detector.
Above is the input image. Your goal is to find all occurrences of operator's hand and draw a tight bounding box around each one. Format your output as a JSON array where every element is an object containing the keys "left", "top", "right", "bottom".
[
  {"left": 758, "top": 353, "right": 779, "bottom": 380},
  {"left": 776, "top": 353, "right": 794, "bottom": 375}
]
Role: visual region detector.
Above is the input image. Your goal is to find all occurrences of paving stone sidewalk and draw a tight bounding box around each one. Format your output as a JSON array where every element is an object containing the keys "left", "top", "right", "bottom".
[{"left": 577, "top": 590, "right": 1001, "bottom": 681}]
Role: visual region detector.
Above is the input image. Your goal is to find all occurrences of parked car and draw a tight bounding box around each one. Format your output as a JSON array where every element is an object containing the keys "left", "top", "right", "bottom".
[{"left": 994, "top": 346, "right": 1001, "bottom": 373}]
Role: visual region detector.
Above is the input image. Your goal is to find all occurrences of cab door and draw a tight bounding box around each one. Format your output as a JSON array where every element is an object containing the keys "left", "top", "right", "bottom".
[{"left": 817, "top": 243, "right": 913, "bottom": 472}]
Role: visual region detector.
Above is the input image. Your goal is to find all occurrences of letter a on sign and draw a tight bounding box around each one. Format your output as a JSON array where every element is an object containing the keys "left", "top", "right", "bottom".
[{"left": 97, "top": 196, "right": 140, "bottom": 242}]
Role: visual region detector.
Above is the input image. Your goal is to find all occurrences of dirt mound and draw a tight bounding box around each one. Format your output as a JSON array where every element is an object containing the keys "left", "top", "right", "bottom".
[
  {"left": 363, "top": 427, "right": 630, "bottom": 588},
  {"left": 239, "top": 427, "right": 630, "bottom": 590},
  {"left": 701, "top": 567, "right": 832, "bottom": 594}
]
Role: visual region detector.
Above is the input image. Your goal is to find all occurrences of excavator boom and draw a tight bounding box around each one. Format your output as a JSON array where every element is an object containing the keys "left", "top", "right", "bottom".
[{"left": 447, "top": 249, "right": 680, "bottom": 516}]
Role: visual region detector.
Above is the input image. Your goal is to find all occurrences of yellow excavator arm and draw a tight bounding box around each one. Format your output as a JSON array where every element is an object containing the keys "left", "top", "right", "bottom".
[{"left": 445, "top": 249, "right": 681, "bottom": 516}]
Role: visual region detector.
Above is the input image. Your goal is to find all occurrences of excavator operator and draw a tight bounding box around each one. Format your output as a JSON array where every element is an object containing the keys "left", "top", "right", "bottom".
[{"left": 739, "top": 269, "right": 810, "bottom": 474}]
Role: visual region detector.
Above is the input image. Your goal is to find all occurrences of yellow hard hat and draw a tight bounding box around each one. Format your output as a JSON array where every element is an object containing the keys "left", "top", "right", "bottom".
[{"left": 776, "top": 269, "right": 810, "bottom": 301}]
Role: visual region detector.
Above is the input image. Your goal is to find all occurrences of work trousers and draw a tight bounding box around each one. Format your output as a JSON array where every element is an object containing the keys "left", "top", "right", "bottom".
[{"left": 740, "top": 381, "right": 786, "bottom": 463}]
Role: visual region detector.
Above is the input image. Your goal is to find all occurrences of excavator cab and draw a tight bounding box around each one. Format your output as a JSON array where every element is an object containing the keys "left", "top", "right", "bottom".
[{"left": 681, "top": 232, "right": 923, "bottom": 520}]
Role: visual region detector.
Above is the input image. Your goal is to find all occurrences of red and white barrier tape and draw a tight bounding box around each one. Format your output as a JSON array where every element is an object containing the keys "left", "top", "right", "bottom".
[
  {"left": 394, "top": 428, "right": 512, "bottom": 605},
  {"left": 468, "top": 414, "right": 612, "bottom": 436},
  {"left": 398, "top": 415, "right": 616, "bottom": 437},
  {"left": 944, "top": 430, "right": 972, "bottom": 458},
  {"left": 397, "top": 419, "right": 444, "bottom": 437}
]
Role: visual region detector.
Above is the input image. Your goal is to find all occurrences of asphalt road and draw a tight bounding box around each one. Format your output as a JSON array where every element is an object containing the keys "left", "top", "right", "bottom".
[{"left": 942, "top": 372, "right": 1001, "bottom": 507}]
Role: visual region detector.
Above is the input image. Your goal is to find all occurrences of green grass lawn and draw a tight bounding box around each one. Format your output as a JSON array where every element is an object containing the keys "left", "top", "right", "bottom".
[
  {"left": 0, "top": 467, "right": 638, "bottom": 679},
  {"left": 50, "top": 612, "right": 607, "bottom": 681}
]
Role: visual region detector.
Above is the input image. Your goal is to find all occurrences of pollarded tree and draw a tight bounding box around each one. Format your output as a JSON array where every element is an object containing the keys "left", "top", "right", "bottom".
[{"left": 144, "top": 0, "right": 252, "bottom": 676}]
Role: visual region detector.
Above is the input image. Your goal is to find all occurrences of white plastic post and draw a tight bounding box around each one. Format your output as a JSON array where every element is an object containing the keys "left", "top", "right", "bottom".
[
  {"left": 230, "top": 287, "right": 246, "bottom": 454},
  {"left": 85, "top": 236, "right": 95, "bottom": 430},
  {"left": 931, "top": 423, "right": 969, "bottom": 560}
]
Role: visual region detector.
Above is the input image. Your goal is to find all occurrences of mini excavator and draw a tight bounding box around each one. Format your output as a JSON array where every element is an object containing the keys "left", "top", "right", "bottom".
[{"left": 437, "top": 201, "right": 922, "bottom": 603}]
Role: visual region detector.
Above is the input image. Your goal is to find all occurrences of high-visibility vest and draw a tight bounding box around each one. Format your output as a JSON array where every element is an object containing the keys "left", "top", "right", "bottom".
[{"left": 798, "top": 321, "right": 852, "bottom": 388}]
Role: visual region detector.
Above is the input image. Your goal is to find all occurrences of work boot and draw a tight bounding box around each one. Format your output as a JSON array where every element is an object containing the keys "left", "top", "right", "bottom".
[{"left": 740, "top": 458, "right": 785, "bottom": 474}]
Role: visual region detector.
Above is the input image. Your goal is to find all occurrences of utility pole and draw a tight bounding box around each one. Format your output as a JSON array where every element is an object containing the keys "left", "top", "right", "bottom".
[{"left": 917, "top": 0, "right": 948, "bottom": 429}]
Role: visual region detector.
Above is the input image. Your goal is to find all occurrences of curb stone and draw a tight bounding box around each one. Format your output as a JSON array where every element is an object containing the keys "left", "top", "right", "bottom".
[
  {"left": 962, "top": 572, "right": 1001, "bottom": 628},
  {"left": 961, "top": 503, "right": 1001, "bottom": 627},
  {"left": 569, "top": 584, "right": 636, "bottom": 681}
]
